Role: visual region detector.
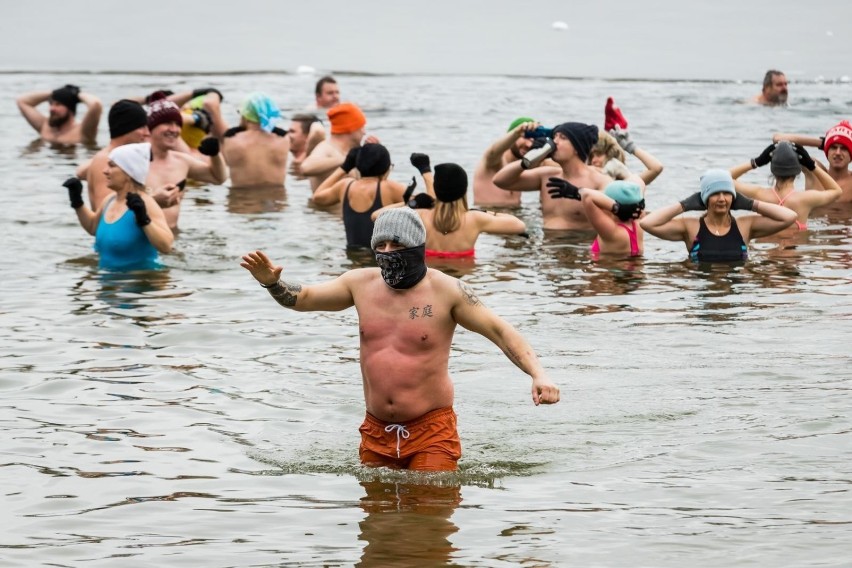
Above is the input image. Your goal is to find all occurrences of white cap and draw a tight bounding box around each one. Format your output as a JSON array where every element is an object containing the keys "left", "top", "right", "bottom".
[{"left": 108, "top": 142, "right": 151, "bottom": 185}]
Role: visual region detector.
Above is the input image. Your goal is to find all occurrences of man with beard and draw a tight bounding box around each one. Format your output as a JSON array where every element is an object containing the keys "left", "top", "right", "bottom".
[
  {"left": 473, "top": 118, "right": 546, "bottom": 208},
  {"left": 241, "top": 207, "right": 560, "bottom": 471},
  {"left": 752, "top": 70, "right": 788, "bottom": 106},
  {"left": 145, "top": 99, "right": 228, "bottom": 229},
  {"left": 16, "top": 84, "right": 102, "bottom": 144}
]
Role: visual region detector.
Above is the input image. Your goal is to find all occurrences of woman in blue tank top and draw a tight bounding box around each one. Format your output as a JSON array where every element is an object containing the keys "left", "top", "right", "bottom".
[
  {"left": 64, "top": 142, "right": 174, "bottom": 270},
  {"left": 640, "top": 169, "right": 796, "bottom": 262}
]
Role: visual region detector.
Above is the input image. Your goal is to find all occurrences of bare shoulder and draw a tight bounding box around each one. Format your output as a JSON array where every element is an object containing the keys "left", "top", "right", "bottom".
[
  {"left": 430, "top": 271, "right": 484, "bottom": 306},
  {"left": 589, "top": 167, "right": 613, "bottom": 189}
]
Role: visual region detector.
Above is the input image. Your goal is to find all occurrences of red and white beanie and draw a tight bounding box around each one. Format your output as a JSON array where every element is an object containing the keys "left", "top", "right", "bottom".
[{"left": 824, "top": 120, "right": 852, "bottom": 157}]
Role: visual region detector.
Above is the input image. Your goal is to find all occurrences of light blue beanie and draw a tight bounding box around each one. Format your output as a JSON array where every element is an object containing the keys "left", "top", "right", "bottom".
[
  {"left": 603, "top": 181, "right": 643, "bottom": 204},
  {"left": 699, "top": 169, "right": 736, "bottom": 204}
]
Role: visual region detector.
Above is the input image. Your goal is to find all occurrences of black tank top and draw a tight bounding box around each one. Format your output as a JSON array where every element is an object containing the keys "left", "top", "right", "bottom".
[
  {"left": 690, "top": 216, "right": 747, "bottom": 262},
  {"left": 342, "top": 179, "right": 384, "bottom": 249}
]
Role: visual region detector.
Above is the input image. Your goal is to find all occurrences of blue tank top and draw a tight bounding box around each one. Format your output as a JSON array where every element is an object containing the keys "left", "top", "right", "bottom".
[
  {"left": 94, "top": 197, "right": 160, "bottom": 270},
  {"left": 342, "top": 179, "right": 384, "bottom": 249}
]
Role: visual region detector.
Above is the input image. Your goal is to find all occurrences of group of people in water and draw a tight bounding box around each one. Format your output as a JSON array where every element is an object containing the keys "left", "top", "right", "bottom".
[{"left": 19, "top": 69, "right": 851, "bottom": 471}]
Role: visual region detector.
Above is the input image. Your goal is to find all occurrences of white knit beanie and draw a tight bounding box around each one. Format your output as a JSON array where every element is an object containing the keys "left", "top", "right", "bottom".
[{"left": 108, "top": 142, "right": 151, "bottom": 185}]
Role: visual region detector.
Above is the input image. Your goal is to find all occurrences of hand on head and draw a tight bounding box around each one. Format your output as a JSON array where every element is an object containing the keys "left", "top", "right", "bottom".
[
  {"left": 751, "top": 143, "right": 776, "bottom": 169},
  {"left": 679, "top": 192, "right": 706, "bottom": 212},
  {"left": 793, "top": 143, "right": 816, "bottom": 171}
]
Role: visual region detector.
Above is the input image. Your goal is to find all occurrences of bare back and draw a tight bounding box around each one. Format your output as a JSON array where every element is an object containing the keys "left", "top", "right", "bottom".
[
  {"left": 223, "top": 129, "right": 289, "bottom": 188},
  {"left": 473, "top": 150, "right": 522, "bottom": 208}
]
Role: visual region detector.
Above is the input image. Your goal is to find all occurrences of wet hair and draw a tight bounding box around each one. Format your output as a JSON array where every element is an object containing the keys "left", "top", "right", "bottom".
[
  {"left": 763, "top": 69, "right": 784, "bottom": 90},
  {"left": 589, "top": 131, "right": 626, "bottom": 164},
  {"left": 432, "top": 197, "right": 468, "bottom": 235},
  {"left": 290, "top": 113, "right": 320, "bottom": 135},
  {"left": 315, "top": 76, "right": 337, "bottom": 97}
]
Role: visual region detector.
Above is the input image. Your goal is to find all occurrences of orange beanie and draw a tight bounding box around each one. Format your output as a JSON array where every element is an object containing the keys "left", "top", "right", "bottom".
[{"left": 328, "top": 102, "right": 366, "bottom": 134}]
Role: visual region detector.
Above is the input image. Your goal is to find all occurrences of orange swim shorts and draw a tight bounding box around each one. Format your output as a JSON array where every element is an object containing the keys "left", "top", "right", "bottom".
[{"left": 358, "top": 407, "right": 462, "bottom": 471}]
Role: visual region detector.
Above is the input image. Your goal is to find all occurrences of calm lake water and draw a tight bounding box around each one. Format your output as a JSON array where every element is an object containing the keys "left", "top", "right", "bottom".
[{"left": 1, "top": 71, "right": 850, "bottom": 567}]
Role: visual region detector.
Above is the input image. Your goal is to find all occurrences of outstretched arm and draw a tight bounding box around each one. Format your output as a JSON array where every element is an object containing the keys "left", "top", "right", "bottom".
[
  {"left": 773, "top": 132, "right": 823, "bottom": 148},
  {"left": 77, "top": 92, "right": 103, "bottom": 142},
  {"left": 16, "top": 90, "right": 50, "bottom": 132},
  {"left": 451, "top": 279, "right": 559, "bottom": 405},
  {"left": 240, "top": 250, "right": 355, "bottom": 312}
]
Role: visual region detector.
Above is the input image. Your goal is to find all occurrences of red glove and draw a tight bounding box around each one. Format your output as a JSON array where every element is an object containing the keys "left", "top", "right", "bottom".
[{"left": 604, "top": 97, "right": 628, "bottom": 132}]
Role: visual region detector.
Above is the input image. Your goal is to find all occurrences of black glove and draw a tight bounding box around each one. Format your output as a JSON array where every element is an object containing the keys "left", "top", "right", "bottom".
[
  {"left": 546, "top": 177, "right": 580, "bottom": 200},
  {"left": 402, "top": 176, "right": 417, "bottom": 203},
  {"left": 192, "top": 87, "right": 223, "bottom": 102},
  {"left": 408, "top": 193, "right": 435, "bottom": 209},
  {"left": 198, "top": 137, "right": 220, "bottom": 157},
  {"left": 731, "top": 193, "right": 755, "bottom": 211},
  {"left": 342, "top": 147, "right": 360, "bottom": 173},
  {"left": 191, "top": 108, "right": 212, "bottom": 133},
  {"left": 751, "top": 143, "right": 776, "bottom": 169},
  {"left": 126, "top": 193, "right": 151, "bottom": 227},
  {"left": 63, "top": 177, "right": 84, "bottom": 209},
  {"left": 818, "top": 136, "right": 825, "bottom": 151},
  {"left": 410, "top": 153, "right": 431, "bottom": 174},
  {"left": 679, "top": 192, "right": 705, "bottom": 212},
  {"left": 612, "top": 199, "right": 645, "bottom": 221},
  {"left": 793, "top": 143, "right": 816, "bottom": 171}
]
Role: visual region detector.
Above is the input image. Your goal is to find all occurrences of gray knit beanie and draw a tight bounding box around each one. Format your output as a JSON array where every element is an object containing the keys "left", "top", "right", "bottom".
[
  {"left": 371, "top": 207, "right": 426, "bottom": 249},
  {"left": 770, "top": 141, "right": 802, "bottom": 178}
]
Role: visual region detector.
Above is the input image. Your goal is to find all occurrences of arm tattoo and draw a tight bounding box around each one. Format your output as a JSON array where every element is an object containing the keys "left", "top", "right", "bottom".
[
  {"left": 267, "top": 280, "right": 303, "bottom": 307},
  {"left": 505, "top": 346, "right": 523, "bottom": 368},
  {"left": 457, "top": 280, "right": 482, "bottom": 307}
]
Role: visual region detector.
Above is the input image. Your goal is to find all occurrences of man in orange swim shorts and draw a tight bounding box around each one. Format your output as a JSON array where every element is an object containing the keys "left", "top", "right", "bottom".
[{"left": 241, "top": 208, "right": 560, "bottom": 471}]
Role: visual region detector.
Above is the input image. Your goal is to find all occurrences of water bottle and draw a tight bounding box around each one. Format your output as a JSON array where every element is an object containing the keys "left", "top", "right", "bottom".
[{"left": 521, "top": 138, "right": 556, "bottom": 169}]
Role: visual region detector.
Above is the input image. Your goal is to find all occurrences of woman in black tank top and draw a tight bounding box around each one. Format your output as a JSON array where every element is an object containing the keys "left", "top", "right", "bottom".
[
  {"left": 639, "top": 169, "right": 797, "bottom": 262},
  {"left": 311, "top": 143, "right": 407, "bottom": 249}
]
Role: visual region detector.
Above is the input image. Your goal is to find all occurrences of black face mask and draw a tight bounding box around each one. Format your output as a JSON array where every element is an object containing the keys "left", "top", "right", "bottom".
[{"left": 374, "top": 245, "right": 427, "bottom": 289}]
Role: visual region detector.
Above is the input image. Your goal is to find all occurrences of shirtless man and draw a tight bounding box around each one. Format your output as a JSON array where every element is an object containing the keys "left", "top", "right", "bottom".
[
  {"left": 221, "top": 92, "right": 290, "bottom": 188},
  {"left": 300, "top": 102, "right": 367, "bottom": 192},
  {"left": 773, "top": 121, "right": 852, "bottom": 203},
  {"left": 493, "top": 122, "right": 644, "bottom": 230},
  {"left": 241, "top": 207, "right": 559, "bottom": 471},
  {"left": 145, "top": 99, "right": 228, "bottom": 229},
  {"left": 287, "top": 113, "right": 324, "bottom": 179},
  {"left": 314, "top": 76, "right": 341, "bottom": 111},
  {"left": 473, "top": 118, "right": 543, "bottom": 208},
  {"left": 16, "top": 84, "right": 102, "bottom": 144},
  {"left": 80, "top": 100, "right": 150, "bottom": 209},
  {"left": 753, "top": 69, "right": 788, "bottom": 106}
]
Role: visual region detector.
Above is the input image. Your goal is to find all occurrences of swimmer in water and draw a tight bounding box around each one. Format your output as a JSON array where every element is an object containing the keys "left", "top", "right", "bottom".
[
  {"left": 640, "top": 169, "right": 797, "bottom": 262},
  {"left": 16, "top": 84, "right": 103, "bottom": 144},
  {"left": 64, "top": 143, "right": 173, "bottom": 270},
  {"left": 773, "top": 121, "right": 852, "bottom": 204},
  {"left": 729, "top": 141, "right": 841, "bottom": 233},
  {"left": 373, "top": 154, "right": 527, "bottom": 259},
  {"left": 241, "top": 207, "right": 559, "bottom": 471}
]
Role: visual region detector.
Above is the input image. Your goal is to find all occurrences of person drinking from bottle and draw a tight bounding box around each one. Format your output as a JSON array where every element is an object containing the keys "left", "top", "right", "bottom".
[
  {"left": 63, "top": 143, "right": 174, "bottom": 270},
  {"left": 639, "top": 169, "right": 796, "bottom": 262},
  {"left": 493, "top": 122, "right": 644, "bottom": 231}
]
